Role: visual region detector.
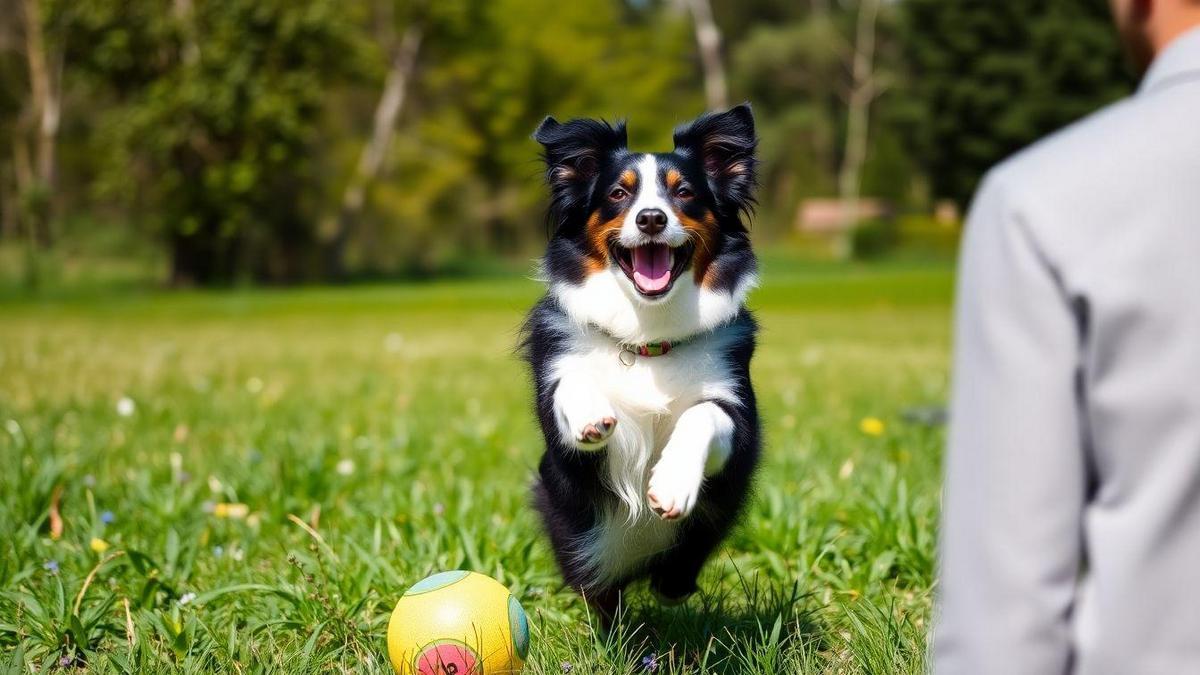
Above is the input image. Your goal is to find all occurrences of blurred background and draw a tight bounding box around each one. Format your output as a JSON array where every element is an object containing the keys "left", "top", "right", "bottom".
[
  {"left": 0, "top": 0, "right": 1132, "bottom": 291},
  {"left": 0, "top": 2, "right": 1147, "bottom": 669}
]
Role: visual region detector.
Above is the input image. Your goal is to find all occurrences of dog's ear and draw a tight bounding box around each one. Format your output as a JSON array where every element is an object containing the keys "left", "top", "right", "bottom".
[
  {"left": 672, "top": 103, "right": 757, "bottom": 214},
  {"left": 534, "top": 116, "right": 628, "bottom": 232},
  {"left": 533, "top": 116, "right": 627, "bottom": 192}
]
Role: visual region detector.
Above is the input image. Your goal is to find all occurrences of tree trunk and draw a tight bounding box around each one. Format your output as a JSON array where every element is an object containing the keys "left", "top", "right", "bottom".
[
  {"left": 170, "top": 225, "right": 239, "bottom": 287},
  {"left": 683, "top": 0, "right": 728, "bottom": 111},
  {"left": 324, "top": 24, "right": 423, "bottom": 279},
  {"left": 0, "top": 162, "right": 16, "bottom": 239},
  {"left": 170, "top": 233, "right": 207, "bottom": 287},
  {"left": 172, "top": 0, "right": 201, "bottom": 65},
  {"left": 836, "top": 0, "right": 880, "bottom": 258},
  {"left": 20, "top": 0, "right": 61, "bottom": 248}
]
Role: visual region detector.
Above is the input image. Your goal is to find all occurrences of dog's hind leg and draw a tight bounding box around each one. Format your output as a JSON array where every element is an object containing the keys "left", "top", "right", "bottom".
[
  {"left": 583, "top": 584, "right": 626, "bottom": 629},
  {"left": 646, "top": 520, "right": 727, "bottom": 604}
]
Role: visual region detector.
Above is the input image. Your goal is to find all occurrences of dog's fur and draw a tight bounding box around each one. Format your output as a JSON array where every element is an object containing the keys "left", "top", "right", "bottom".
[{"left": 520, "top": 104, "right": 761, "bottom": 619}]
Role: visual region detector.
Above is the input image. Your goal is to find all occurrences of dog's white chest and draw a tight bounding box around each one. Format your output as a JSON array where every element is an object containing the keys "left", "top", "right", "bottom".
[
  {"left": 582, "top": 339, "right": 727, "bottom": 415},
  {"left": 562, "top": 337, "right": 736, "bottom": 586},
  {"left": 578, "top": 342, "right": 714, "bottom": 469}
]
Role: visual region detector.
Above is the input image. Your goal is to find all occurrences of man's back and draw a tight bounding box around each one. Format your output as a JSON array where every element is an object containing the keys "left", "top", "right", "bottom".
[{"left": 936, "top": 27, "right": 1200, "bottom": 675}]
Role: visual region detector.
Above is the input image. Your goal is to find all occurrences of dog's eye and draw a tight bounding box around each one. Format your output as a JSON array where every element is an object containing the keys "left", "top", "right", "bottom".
[
  {"left": 608, "top": 187, "right": 629, "bottom": 201},
  {"left": 675, "top": 186, "right": 694, "bottom": 199}
]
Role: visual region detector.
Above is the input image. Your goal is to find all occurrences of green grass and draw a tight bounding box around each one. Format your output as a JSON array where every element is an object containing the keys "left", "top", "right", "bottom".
[{"left": 0, "top": 258, "right": 953, "bottom": 673}]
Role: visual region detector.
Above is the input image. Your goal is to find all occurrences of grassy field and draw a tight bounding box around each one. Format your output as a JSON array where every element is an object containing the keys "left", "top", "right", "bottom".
[{"left": 0, "top": 258, "right": 954, "bottom": 673}]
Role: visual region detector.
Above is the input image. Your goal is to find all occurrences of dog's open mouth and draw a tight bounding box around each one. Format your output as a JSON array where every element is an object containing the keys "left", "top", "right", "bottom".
[{"left": 613, "top": 242, "right": 692, "bottom": 297}]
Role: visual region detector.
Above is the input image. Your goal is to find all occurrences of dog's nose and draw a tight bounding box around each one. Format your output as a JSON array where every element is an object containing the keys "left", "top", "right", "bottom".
[{"left": 635, "top": 208, "right": 668, "bottom": 235}]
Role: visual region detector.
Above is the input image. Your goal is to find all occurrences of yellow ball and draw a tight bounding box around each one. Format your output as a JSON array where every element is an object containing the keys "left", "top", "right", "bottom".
[{"left": 387, "top": 571, "right": 529, "bottom": 675}]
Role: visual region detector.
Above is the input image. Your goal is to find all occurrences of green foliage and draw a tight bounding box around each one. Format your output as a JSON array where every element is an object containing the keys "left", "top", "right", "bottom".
[
  {"left": 900, "top": 0, "right": 1133, "bottom": 205},
  {"left": 850, "top": 218, "right": 897, "bottom": 260},
  {"left": 0, "top": 1, "right": 1138, "bottom": 283},
  {"left": 0, "top": 260, "right": 952, "bottom": 671},
  {"left": 68, "top": 0, "right": 366, "bottom": 284},
  {"left": 894, "top": 214, "right": 960, "bottom": 257},
  {"left": 731, "top": 3, "right": 923, "bottom": 236},
  {"left": 849, "top": 214, "right": 963, "bottom": 261},
  {"left": 733, "top": 18, "right": 842, "bottom": 212},
  {"left": 366, "top": 0, "right": 699, "bottom": 271}
]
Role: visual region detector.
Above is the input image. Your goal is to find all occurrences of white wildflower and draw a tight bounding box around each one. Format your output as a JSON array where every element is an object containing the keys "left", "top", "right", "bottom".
[
  {"left": 838, "top": 459, "right": 855, "bottom": 480},
  {"left": 384, "top": 332, "right": 405, "bottom": 353},
  {"left": 116, "top": 397, "right": 136, "bottom": 417}
]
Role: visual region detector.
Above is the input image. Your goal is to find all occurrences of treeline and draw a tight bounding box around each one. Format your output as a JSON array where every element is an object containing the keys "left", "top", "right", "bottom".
[{"left": 0, "top": 0, "right": 1130, "bottom": 285}]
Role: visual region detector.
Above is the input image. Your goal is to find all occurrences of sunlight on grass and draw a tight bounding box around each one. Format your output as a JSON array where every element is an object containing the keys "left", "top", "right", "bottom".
[{"left": 0, "top": 262, "right": 952, "bottom": 673}]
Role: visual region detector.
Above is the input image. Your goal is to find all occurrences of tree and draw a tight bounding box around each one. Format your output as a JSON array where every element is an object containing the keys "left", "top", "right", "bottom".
[
  {"left": 0, "top": 2, "right": 24, "bottom": 241},
  {"left": 2, "top": 0, "right": 64, "bottom": 250},
  {"left": 901, "top": 0, "right": 1132, "bottom": 206},
  {"left": 681, "top": 0, "right": 729, "bottom": 110},
  {"left": 836, "top": 0, "right": 882, "bottom": 243},
  {"left": 355, "top": 0, "right": 698, "bottom": 271},
  {"left": 69, "top": 0, "right": 364, "bottom": 284},
  {"left": 731, "top": 1, "right": 909, "bottom": 239},
  {"left": 324, "top": 1, "right": 423, "bottom": 280}
]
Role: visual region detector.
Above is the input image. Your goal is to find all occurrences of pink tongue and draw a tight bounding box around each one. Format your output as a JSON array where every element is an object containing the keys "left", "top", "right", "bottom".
[{"left": 632, "top": 244, "right": 672, "bottom": 292}]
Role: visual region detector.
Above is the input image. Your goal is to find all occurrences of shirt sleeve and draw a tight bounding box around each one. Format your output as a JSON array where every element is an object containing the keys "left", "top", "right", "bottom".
[{"left": 934, "top": 171, "right": 1087, "bottom": 675}]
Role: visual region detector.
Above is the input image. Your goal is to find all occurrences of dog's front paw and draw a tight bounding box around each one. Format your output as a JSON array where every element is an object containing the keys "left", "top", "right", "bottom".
[
  {"left": 557, "top": 388, "right": 618, "bottom": 451},
  {"left": 573, "top": 415, "right": 617, "bottom": 450},
  {"left": 646, "top": 461, "right": 703, "bottom": 521}
]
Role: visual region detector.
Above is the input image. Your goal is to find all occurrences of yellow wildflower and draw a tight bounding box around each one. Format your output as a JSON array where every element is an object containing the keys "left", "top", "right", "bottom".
[
  {"left": 859, "top": 417, "right": 885, "bottom": 436},
  {"left": 213, "top": 503, "right": 249, "bottom": 519},
  {"left": 90, "top": 537, "right": 110, "bottom": 553}
]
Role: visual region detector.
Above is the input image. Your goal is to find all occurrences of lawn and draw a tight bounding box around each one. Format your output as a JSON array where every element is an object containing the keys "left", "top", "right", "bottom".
[{"left": 0, "top": 258, "right": 954, "bottom": 673}]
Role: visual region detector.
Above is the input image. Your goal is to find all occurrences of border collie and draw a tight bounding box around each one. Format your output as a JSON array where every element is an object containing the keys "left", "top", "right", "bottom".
[{"left": 520, "top": 104, "right": 762, "bottom": 620}]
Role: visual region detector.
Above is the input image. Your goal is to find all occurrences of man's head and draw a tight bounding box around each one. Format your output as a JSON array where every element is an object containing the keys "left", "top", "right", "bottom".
[{"left": 1110, "top": 0, "right": 1200, "bottom": 73}]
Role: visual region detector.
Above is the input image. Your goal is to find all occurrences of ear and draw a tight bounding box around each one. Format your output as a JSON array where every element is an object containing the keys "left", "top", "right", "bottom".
[
  {"left": 533, "top": 116, "right": 627, "bottom": 191},
  {"left": 672, "top": 103, "right": 757, "bottom": 213}
]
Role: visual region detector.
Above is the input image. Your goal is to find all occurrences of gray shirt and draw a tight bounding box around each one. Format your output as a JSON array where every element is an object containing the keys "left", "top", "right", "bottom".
[{"left": 935, "top": 26, "right": 1200, "bottom": 675}]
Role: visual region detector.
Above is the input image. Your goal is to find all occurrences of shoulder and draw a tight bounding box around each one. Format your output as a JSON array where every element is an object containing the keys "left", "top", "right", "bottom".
[
  {"left": 522, "top": 294, "right": 574, "bottom": 334},
  {"left": 699, "top": 308, "right": 757, "bottom": 357},
  {"left": 983, "top": 82, "right": 1198, "bottom": 208},
  {"left": 966, "top": 92, "right": 1180, "bottom": 260},
  {"left": 700, "top": 308, "right": 758, "bottom": 375},
  {"left": 985, "top": 97, "right": 1137, "bottom": 201},
  {"left": 520, "top": 295, "right": 574, "bottom": 360},
  {"left": 731, "top": 307, "right": 758, "bottom": 335},
  {"left": 702, "top": 306, "right": 757, "bottom": 340}
]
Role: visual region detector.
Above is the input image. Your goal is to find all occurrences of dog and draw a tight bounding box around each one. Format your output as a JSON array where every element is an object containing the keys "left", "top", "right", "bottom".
[{"left": 520, "top": 104, "right": 762, "bottom": 621}]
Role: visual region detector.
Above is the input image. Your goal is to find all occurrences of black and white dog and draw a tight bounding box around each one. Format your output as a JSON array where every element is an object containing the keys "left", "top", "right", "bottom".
[{"left": 521, "top": 104, "right": 761, "bottom": 619}]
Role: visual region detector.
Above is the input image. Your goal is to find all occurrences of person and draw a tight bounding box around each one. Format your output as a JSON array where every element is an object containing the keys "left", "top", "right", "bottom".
[{"left": 935, "top": 1, "right": 1200, "bottom": 673}]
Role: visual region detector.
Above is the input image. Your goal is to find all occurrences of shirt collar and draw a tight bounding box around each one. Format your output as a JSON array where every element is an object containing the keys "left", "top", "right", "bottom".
[{"left": 1139, "top": 24, "right": 1200, "bottom": 95}]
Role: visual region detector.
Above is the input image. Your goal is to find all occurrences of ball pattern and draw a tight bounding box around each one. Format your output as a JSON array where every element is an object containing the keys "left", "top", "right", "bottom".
[
  {"left": 507, "top": 595, "right": 529, "bottom": 661},
  {"left": 405, "top": 570, "right": 470, "bottom": 596},
  {"left": 414, "top": 640, "right": 479, "bottom": 675}
]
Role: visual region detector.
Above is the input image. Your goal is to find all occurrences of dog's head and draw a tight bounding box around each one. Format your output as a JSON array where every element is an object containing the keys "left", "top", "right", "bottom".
[{"left": 534, "top": 105, "right": 758, "bottom": 340}]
